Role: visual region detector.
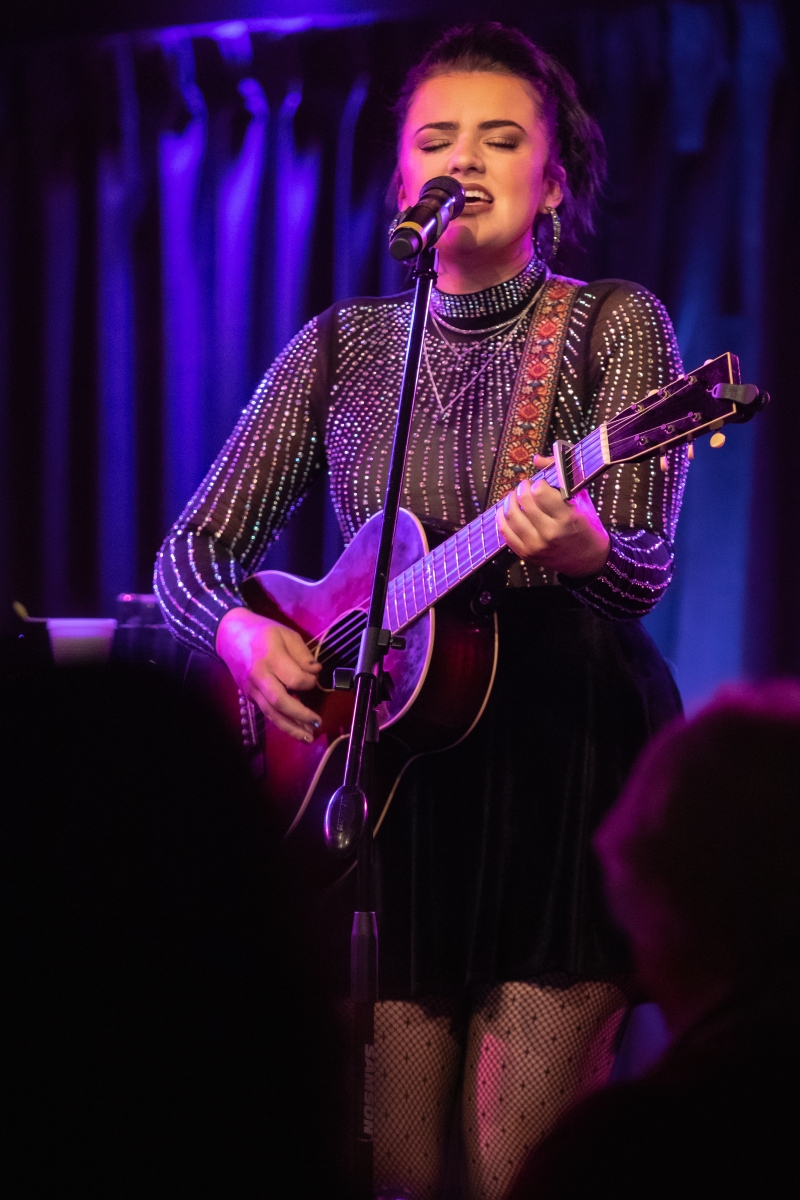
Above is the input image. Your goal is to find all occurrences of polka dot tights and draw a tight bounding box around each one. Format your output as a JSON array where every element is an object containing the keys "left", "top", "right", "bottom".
[{"left": 373, "top": 981, "right": 626, "bottom": 1200}]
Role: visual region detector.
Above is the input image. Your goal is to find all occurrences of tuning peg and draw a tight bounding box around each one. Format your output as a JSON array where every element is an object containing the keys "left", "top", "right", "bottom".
[
  {"left": 687, "top": 438, "right": 695, "bottom": 460},
  {"left": 709, "top": 432, "right": 726, "bottom": 449},
  {"left": 659, "top": 455, "right": 668, "bottom": 473}
]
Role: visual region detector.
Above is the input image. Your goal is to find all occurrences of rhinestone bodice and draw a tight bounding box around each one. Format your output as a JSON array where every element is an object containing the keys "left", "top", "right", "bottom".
[{"left": 155, "top": 262, "right": 687, "bottom": 652}]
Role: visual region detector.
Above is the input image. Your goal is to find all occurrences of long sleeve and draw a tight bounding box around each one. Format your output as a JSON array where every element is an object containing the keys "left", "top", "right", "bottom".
[
  {"left": 553, "top": 281, "right": 688, "bottom": 618},
  {"left": 154, "top": 317, "right": 328, "bottom": 653}
]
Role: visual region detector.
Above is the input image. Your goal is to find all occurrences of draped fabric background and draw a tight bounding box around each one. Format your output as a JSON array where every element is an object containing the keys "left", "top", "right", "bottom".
[{"left": 0, "top": 0, "right": 795, "bottom": 709}]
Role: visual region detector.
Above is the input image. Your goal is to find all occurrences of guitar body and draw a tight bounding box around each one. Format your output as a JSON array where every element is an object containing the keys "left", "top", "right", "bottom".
[
  {"left": 194, "top": 509, "right": 498, "bottom": 888},
  {"left": 186, "top": 354, "right": 765, "bottom": 887}
]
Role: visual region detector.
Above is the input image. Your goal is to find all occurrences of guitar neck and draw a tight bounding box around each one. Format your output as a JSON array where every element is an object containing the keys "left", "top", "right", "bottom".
[{"left": 385, "top": 424, "right": 609, "bottom": 633}]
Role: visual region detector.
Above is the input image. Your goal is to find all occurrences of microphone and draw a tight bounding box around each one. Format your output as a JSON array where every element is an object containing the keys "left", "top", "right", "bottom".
[{"left": 389, "top": 176, "right": 466, "bottom": 261}]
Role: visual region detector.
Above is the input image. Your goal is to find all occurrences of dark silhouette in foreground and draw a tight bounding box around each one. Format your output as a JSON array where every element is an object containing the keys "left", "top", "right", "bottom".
[
  {"left": 509, "top": 682, "right": 800, "bottom": 1198},
  {"left": 1, "top": 665, "right": 348, "bottom": 1196}
]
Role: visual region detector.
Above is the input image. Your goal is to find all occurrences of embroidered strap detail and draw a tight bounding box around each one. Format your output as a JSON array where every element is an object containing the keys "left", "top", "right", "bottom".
[{"left": 486, "top": 275, "right": 582, "bottom": 506}]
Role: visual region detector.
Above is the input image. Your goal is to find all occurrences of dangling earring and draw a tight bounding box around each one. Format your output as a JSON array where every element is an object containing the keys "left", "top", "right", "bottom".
[
  {"left": 534, "top": 206, "right": 562, "bottom": 263},
  {"left": 547, "top": 206, "right": 561, "bottom": 259}
]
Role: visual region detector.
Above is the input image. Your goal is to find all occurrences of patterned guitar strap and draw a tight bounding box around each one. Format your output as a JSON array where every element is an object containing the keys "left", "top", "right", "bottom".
[{"left": 486, "top": 274, "right": 583, "bottom": 506}]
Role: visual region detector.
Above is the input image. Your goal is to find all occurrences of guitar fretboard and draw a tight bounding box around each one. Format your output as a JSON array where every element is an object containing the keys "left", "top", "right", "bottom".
[{"left": 385, "top": 425, "right": 609, "bottom": 632}]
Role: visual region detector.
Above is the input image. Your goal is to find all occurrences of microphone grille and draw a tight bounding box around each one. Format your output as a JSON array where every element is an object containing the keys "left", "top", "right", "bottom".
[{"left": 420, "top": 175, "right": 465, "bottom": 216}]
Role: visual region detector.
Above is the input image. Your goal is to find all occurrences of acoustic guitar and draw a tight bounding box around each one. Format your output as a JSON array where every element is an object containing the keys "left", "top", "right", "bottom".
[{"left": 193, "top": 353, "right": 765, "bottom": 886}]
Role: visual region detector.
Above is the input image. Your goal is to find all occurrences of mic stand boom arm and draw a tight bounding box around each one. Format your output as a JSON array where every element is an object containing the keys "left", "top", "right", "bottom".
[{"left": 324, "top": 245, "right": 438, "bottom": 1198}]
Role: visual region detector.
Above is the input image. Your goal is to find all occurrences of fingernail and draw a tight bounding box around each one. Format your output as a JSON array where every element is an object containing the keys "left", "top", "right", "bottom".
[
  {"left": 313, "top": 719, "right": 321, "bottom": 728},
  {"left": 503, "top": 495, "right": 511, "bottom": 516},
  {"left": 516, "top": 482, "right": 525, "bottom": 499},
  {"left": 305, "top": 734, "right": 313, "bottom": 743}
]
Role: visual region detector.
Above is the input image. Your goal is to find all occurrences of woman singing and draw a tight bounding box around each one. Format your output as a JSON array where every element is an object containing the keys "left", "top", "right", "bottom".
[{"left": 156, "top": 23, "right": 685, "bottom": 1200}]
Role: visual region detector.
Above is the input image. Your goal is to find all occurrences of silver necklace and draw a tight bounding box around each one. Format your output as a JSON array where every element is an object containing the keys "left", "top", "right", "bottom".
[
  {"left": 431, "top": 308, "right": 521, "bottom": 339},
  {"left": 423, "top": 286, "right": 541, "bottom": 414}
]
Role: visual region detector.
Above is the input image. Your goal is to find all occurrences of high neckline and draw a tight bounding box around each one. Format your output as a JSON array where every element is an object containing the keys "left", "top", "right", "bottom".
[{"left": 430, "top": 255, "right": 547, "bottom": 329}]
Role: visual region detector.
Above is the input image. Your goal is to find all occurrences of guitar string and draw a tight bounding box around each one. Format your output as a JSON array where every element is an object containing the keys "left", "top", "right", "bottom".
[
  {"left": 595, "top": 379, "right": 701, "bottom": 440},
  {"left": 381, "top": 407, "right": 682, "bottom": 627},
  {"left": 311, "top": 613, "right": 368, "bottom": 661},
  {"left": 315, "top": 610, "right": 365, "bottom": 647},
  {"left": 309, "top": 426, "right": 670, "bottom": 660},
  {"left": 317, "top": 621, "right": 367, "bottom": 661},
  {"left": 297, "top": 384, "right": 708, "bottom": 666}
]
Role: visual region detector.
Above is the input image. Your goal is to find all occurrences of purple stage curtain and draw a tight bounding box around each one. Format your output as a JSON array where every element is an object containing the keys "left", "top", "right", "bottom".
[{"left": 0, "top": 2, "right": 795, "bottom": 708}]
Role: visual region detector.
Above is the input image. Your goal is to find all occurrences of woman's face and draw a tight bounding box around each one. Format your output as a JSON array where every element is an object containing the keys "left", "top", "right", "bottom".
[{"left": 397, "top": 71, "right": 563, "bottom": 265}]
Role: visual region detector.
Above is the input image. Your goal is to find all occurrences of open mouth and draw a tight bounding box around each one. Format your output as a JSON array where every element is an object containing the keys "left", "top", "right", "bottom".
[{"left": 461, "top": 187, "right": 494, "bottom": 210}]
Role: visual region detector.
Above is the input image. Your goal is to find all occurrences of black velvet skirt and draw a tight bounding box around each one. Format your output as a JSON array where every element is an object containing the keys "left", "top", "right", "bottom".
[{"left": 368, "top": 586, "right": 682, "bottom": 1001}]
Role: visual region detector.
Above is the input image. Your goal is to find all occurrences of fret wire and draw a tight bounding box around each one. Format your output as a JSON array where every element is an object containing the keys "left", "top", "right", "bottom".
[
  {"left": 443, "top": 539, "right": 455, "bottom": 586},
  {"left": 397, "top": 576, "right": 408, "bottom": 625},
  {"left": 483, "top": 509, "right": 494, "bottom": 554},
  {"left": 418, "top": 557, "right": 428, "bottom": 607},
  {"left": 386, "top": 582, "right": 397, "bottom": 631},
  {"left": 487, "top": 506, "right": 501, "bottom": 554},
  {"left": 400, "top": 577, "right": 412, "bottom": 627},
  {"left": 395, "top": 577, "right": 407, "bottom": 627},
  {"left": 444, "top": 539, "right": 457, "bottom": 585},
  {"left": 458, "top": 527, "right": 472, "bottom": 577},
  {"left": 402, "top": 576, "right": 413, "bottom": 625},
  {"left": 471, "top": 522, "right": 482, "bottom": 564},
  {"left": 424, "top": 552, "right": 436, "bottom": 602},
  {"left": 387, "top": 498, "right": 519, "bottom": 631},
  {"left": 456, "top": 528, "right": 467, "bottom": 578},
  {"left": 410, "top": 561, "right": 422, "bottom": 619},
  {"left": 410, "top": 561, "right": 423, "bottom": 619},
  {"left": 452, "top": 535, "right": 464, "bottom": 582},
  {"left": 338, "top": 288, "right": 691, "bottom": 644},
  {"left": 432, "top": 543, "right": 447, "bottom": 593},
  {"left": 387, "top": 579, "right": 399, "bottom": 627},
  {"left": 467, "top": 523, "right": 479, "bottom": 569},
  {"left": 395, "top": 578, "right": 407, "bottom": 628},
  {"left": 391, "top": 578, "right": 402, "bottom": 628},
  {"left": 397, "top": 578, "right": 408, "bottom": 625},
  {"left": 484, "top": 510, "right": 495, "bottom": 555}
]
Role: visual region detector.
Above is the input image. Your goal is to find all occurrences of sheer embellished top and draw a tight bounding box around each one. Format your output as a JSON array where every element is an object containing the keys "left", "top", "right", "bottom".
[{"left": 155, "top": 258, "right": 688, "bottom": 653}]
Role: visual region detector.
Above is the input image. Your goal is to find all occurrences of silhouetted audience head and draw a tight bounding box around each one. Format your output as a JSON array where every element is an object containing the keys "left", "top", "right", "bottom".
[
  {"left": 595, "top": 680, "right": 800, "bottom": 1026},
  {"left": 1, "top": 664, "right": 348, "bottom": 1196},
  {"left": 508, "top": 682, "right": 800, "bottom": 1199}
]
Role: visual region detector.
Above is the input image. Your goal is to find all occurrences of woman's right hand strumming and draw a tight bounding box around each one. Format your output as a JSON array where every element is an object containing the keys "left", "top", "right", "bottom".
[{"left": 216, "top": 607, "right": 321, "bottom": 742}]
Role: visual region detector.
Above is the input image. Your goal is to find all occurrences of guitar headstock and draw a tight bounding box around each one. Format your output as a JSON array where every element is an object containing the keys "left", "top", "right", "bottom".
[{"left": 605, "top": 353, "right": 768, "bottom": 466}]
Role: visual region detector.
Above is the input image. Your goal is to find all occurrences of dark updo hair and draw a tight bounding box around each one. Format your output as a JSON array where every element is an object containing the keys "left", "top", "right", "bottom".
[{"left": 393, "top": 22, "right": 606, "bottom": 243}]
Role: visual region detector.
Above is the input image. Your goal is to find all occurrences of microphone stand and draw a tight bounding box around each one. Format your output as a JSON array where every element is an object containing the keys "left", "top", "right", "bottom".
[{"left": 326, "top": 244, "right": 438, "bottom": 1199}]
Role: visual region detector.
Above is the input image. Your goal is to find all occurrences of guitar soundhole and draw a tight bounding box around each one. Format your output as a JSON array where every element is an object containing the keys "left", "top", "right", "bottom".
[{"left": 315, "top": 610, "right": 368, "bottom": 689}]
